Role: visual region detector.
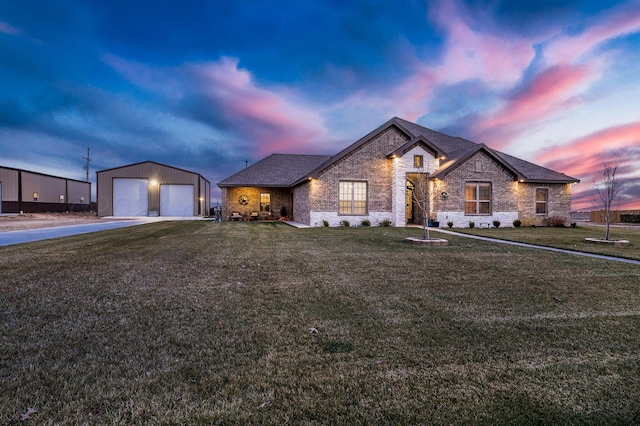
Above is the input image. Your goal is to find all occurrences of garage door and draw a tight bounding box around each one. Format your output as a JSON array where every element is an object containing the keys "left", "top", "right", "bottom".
[
  {"left": 113, "top": 178, "right": 148, "bottom": 216},
  {"left": 160, "top": 184, "right": 194, "bottom": 216}
]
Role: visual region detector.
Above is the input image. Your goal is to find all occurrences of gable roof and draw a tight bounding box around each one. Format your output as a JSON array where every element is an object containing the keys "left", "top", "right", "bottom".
[
  {"left": 217, "top": 154, "right": 331, "bottom": 187},
  {"left": 217, "top": 117, "right": 579, "bottom": 187},
  {"left": 97, "top": 160, "right": 210, "bottom": 183}
]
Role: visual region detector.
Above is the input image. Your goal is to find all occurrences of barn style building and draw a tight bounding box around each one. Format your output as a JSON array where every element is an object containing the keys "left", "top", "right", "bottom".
[
  {"left": 0, "top": 165, "right": 91, "bottom": 214},
  {"left": 96, "top": 161, "right": 210, "bottom": 217}
]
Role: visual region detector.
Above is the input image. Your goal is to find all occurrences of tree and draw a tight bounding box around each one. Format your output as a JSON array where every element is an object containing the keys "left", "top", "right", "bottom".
[
  {"left": 593, "top": 163, "right": 622, "bottom": 241},
  {"left": 410, "top": 173, "right": 431, "bottom": 241}
]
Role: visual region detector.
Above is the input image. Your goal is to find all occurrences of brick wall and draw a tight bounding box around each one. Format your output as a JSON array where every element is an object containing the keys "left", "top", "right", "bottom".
[
  {"left": 516, "top": 182, "right": 573, "bottom": 225},
  {"left": 436, "top": 151, "right": 519, "bottom": 227},
  {"left": 308, "top": 127, "right": 410, "bottom": 226}
]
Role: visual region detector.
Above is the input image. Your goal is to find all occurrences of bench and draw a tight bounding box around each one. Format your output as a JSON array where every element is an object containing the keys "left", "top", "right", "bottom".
[{"left": 230, "top": 212, "right": 242, "bottom": 221}]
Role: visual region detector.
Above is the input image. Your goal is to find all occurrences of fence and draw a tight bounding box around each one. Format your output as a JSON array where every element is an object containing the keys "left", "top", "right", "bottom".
[{"left": 590, "top": 210, "right": 640, "bottom": 223}]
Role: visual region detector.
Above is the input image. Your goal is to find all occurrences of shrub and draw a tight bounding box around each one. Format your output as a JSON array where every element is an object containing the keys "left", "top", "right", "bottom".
[
  {"left": 279, "top": 206, "right": 287, "bottom": 218},
  {"left": 360, "top": 219, "right": 371, "bottom": 227},
  {"left": 468, "top": 221, "right": 475, "bottom": 229},
  {"left": 340, "top": 220, "right": 350, "bottom": 227},
  {"left": 621, "top": 214, "right": 640, "bottom": 223},
  {"left": 543, "top": 216, "right": 566, "bottom": 227},
  {"left": 380, "top": 219, "right": 391, "bottom": 227},
  {"left": 571, "top": 222, "right": 577, "bottom": 228},
  {"left": 322, "top": 220, "right": 329, "bottom": 227},
  {"left": 513, "top": 219, "right": 522, "bottom": 228},
  {"left": 493, "top": 220, "right": 501, "bottom": 228},
  {"left": 447, "top": 221, "right": 454, "bottom": 228}
]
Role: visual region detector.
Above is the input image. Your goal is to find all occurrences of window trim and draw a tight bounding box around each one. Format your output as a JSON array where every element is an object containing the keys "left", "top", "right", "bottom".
[
  {"left": 338, "top": 180, "right": 368, "bottom": 216},
  {"left": 464, "top": 182, "right": 492, "bottom": 216},
  {"left": 535, "top": 187, "right": 549, "bottom": 215}
]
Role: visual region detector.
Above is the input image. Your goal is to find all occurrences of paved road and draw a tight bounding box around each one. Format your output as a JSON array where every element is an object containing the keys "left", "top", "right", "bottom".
[{"left": 432, "top": 228, "right": 640, "bottom": 265}]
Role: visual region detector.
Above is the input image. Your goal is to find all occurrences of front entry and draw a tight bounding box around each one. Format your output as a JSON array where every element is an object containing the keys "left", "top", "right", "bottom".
[{"left": 406, "top": 179, "right": 415, "bottom": 224}]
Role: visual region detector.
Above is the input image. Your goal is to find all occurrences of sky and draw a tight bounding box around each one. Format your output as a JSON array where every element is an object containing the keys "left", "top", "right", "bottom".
[{"left": 1, "top": 0, "right": 639, "bottom": 210}]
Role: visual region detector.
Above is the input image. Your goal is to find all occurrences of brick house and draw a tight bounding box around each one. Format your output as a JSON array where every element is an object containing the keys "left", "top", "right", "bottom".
[{"left": 218, "top": 117, "right": 579, "bottom": 227}]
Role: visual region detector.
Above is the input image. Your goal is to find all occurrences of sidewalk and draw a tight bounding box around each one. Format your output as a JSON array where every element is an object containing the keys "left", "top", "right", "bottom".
[{"left": 431, "top": 228, "right": 640, "bottom": 266}]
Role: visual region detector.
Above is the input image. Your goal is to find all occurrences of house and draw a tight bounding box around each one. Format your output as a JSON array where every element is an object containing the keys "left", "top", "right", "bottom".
[
  {"left": 0, "top": 165, "right": 91, "bottom": 214},
  {"left": 218, "top": 117, "right": 579, "bottom": 227},
  {"left": 96, "top": 161, "right": 210, "bottom": 217}
]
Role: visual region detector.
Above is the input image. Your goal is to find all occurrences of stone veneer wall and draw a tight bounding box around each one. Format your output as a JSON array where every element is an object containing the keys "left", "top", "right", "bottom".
[
  {"left": 222, "top": 186, "right": 292, "bottom": 220},
  {"left": 307, "top": 127, "right": 409, "bottom": 227},
  {"left": 435, "top": 151, "right": 519, "bottom": 228}
]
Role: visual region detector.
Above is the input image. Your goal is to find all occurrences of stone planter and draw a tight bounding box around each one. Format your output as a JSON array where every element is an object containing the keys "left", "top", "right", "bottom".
[
  {"left": 405, "top": 237, "right": 448, "bottom": 246},
  {"left": 585, "top": 238, "right": 630, "bottom": 246}
]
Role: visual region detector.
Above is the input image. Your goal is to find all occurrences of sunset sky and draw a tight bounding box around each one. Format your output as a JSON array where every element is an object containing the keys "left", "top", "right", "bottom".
[{"left": 1, "top": 0, "right": 639, "bottom": 210}]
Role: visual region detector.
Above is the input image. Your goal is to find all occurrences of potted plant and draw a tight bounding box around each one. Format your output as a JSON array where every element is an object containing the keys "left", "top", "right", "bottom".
[{"left": 427, "top": 213, "right": 439, "bottom": 228}]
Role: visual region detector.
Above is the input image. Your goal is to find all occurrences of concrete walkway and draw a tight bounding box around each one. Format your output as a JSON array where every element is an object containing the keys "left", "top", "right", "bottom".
[
  {"left": 431, "top": 228, "right": 640, "bottom": 265},
  {"left": 0, "top": 217, "right": 210, "bottom": 247}
]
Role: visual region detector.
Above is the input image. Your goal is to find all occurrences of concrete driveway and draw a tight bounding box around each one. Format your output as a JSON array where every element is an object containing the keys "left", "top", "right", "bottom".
[{"left": 0, "top": 217, "right": 210, "bottom": 247}]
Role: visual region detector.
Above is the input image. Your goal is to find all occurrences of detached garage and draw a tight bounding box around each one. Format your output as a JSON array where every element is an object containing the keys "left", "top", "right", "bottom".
[{"left": 97, "top": 161, "right": 210, "bottom": 217}]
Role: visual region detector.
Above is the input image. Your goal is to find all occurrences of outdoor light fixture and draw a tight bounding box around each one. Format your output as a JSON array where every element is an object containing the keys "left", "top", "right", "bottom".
[{"left": 150, "top": 179, "right": 158, "bottom": 186}]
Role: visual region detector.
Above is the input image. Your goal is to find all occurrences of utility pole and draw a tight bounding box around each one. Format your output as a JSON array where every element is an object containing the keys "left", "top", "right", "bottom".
[{"left": 82, "top": 147, "right": 91, "bottom": 182}]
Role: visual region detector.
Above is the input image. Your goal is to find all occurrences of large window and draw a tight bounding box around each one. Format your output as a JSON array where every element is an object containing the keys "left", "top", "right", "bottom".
[
  {"left": 535, "top": 188, "right": 548, "bottom": 214},
  {"left": 260, "top": 193, "right": 270, "bottom": 212},
  {"left": 339, "top": 181, "right": 367, "bottom": 215},
  {"left": 465, "top": 182, "right": 491, "bottom": 215}
]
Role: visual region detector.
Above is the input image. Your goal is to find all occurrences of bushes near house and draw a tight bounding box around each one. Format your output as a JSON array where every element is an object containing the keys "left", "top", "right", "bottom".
[
  {"left": 493, "top": 220, "right": 501, "bottom": 228},
  {"left": 380, "top": 219, "right": 391, "bottom": 227},
  {"left": 322, "top": 220, "right": 329, "bottom": 227},
  {"left": 447, "top": 221, "right": 454, "bottom": 228},
  {"left": 468, "top": 221, "right": 475, "bottom": 228},
  {"left": 513, "top": 219, "right": 522, "bottom": 228},
  {"left": 360, "top": 219, "right": 371, "bottom": 227},
  {"left": 543, "top": 216, "right": 567, "bottom": 227},
  {"left": 340, "top": 219, "right": 350, "bottom": 227}
]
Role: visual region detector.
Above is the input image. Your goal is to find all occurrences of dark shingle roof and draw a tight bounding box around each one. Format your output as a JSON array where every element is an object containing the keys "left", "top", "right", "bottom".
[
  {"left": 393, "top": 117, "right": 579, "bottom": 183},
  {"left": 218, "top": 117, "right": 579, "bottom": 187},
  {"left": 218, "top": 154, "right": 332, "bottom": 187}
]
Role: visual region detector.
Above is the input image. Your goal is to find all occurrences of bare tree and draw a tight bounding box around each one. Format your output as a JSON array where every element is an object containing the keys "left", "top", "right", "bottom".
[
  {"left": 594, "top": 163, "right": 622, "bottom": 241},
  {"left": 411, "top": 173, "right": 431, "bottom": 241}
]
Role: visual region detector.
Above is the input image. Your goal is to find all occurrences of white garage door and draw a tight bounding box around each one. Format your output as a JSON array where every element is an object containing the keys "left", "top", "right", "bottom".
[
  {"left": 160, "top": 184, "right": 194, "bottom": 216},
  {"left": 113, "top": 178, "right": 148, "bottom": 216}
]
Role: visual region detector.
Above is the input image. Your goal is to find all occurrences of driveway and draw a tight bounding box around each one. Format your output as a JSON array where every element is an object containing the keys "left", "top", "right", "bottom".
[{"left": 0, "top": 217, "right": 209, "bottom": 247}]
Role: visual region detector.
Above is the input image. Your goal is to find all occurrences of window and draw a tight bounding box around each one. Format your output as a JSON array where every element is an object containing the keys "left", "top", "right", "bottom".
[
  {"left": 475, "top": 160, "right": 483, "bottom": 172},
  {"left": 59, "top": 194, "right": 65, "bottom": 203},
  {"left": 414, "top": 155, "right": 424, "bottom": 168},
  {"left": 260, "top": 193, "right": 270, "bottom": 212},
  {"left": 33, "top": 192, "right": 39, "bottom": 201},
  {"left": 339, "top": 181, "right": 367, "bottom": 215},
  {"left": 465, "top": 182, "right": 491, "bottom": 215},
  {"left": 535, "top": 188, "right": 548, "bottom": 214}
]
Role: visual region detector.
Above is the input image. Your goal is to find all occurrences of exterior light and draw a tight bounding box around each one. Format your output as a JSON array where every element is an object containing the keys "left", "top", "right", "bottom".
[{"left": 150, "top": 180, "right": 158, "bottom": 186}]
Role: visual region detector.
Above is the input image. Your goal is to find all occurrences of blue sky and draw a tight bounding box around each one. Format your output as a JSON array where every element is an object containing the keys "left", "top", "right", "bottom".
[{"left": 1, "top": 0, "right": 639, "bottom": 209}]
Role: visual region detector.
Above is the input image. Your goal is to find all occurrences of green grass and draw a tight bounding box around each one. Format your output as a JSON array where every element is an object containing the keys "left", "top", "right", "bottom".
[
  {"left": 448, "top": 224, "right": 640, "bottom": 260},
  {"left": 1, "top": 222, "right": 640, "bottom": 424}
]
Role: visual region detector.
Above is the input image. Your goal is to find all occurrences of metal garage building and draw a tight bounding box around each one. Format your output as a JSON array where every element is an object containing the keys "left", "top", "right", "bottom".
[
  {"left": 0, "top": 165, "right": 91, "bottom": 214},
  {"left": 96, "top": 161, "right": 211, "bottom": 217}
]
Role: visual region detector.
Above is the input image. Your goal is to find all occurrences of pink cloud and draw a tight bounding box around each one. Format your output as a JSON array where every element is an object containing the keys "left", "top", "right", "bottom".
[
  {"left": 429, "top": 0, "right": 536, "bottom": 89},
  {"left": 534, "top": 121, "right": 640, "bottom": 210},
  {"left": 473, "top": 64, "right": 596, "bottom": 148},
  {"left": 188, "top": 58, "right": 326, "bottom": 155},
  {"left": 0, "top": 20, "right": 21, "bottom": 35},
  {"left": 544, "top": 2, "right": 640, "bottom": 65}
]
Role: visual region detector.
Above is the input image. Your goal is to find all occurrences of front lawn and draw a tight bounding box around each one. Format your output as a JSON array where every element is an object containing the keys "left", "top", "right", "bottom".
[
  {"left": 1, "top": 222, "right": 639, "bottom": 424},
  {"left": 448, "top": 224, "right": 640, "bottom": 260}
]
